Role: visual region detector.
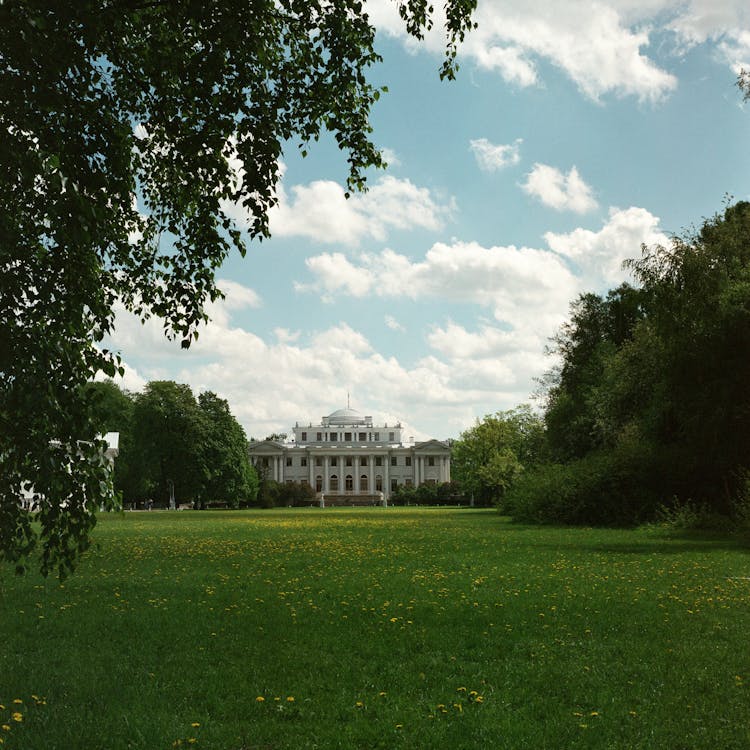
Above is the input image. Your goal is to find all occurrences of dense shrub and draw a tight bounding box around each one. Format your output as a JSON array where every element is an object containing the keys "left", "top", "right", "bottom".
[{"left": 507, "top": 436, "right": 661, "bottom": 526}]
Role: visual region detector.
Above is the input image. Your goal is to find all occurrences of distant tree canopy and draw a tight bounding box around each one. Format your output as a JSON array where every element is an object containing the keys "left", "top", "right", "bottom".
[
  {"left": 509, "top": 201, "right": 750, "bottom": 526},
  {"left": 86, "top": 380, "right": 258, "bottom": 510},
  {"left": 0, "top": 1, "right": 477, "bottom": 575},
  {"left": 451, "top": 406, "right": 546, "bottom": 507}
]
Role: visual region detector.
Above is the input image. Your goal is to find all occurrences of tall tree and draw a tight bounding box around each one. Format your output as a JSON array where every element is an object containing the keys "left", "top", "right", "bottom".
[
  {"left": 196, "top": 391, "right": 257, "bottom": 508},
  {"left": 544, "top": 284, "right": 644, "bottom": 461},
  {"left": 130, "top": 381, "right": 205, "bottom": 507},
  {"left": 0, "top": 1, "right": 477, "bottom": 574},
  {"left": 451, "top": 406, "right": 545, "bottom": 506},
  {"left": 81, "top": 379, "right": 138, "bottom": 503}
]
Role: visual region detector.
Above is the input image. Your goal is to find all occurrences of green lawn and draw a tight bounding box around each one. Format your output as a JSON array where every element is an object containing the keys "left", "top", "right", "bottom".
[{"left": 1, "top": 509, "right": 749, "bottom": 749}]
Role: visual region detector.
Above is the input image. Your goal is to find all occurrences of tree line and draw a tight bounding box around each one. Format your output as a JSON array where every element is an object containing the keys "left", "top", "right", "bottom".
[
  {"left": 451, "top": 201, "right": 750, "bottom": 528},
  {"left": 85, "top": 380, "right": 258, "bottom": 509}
]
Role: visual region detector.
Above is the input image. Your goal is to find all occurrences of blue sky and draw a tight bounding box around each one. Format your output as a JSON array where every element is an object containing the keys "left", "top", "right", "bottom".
[{"left": 109, "top": 0, "right": 750, "bottom": 442}]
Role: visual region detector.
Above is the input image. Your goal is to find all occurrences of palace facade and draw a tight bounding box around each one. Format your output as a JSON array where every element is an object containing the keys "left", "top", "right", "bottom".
[{"left": 247, "top": 407, "right": 451, "bottom": 506}]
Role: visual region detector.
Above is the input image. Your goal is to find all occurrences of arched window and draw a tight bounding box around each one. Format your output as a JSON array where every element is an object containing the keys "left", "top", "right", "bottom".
[
  {"left": 375, "top": 475, "right": 383, "bottom": 492},
  {"left": 345, "top": 475, "right": 353, "bottom": 492},
  {"left": 360, "top": 474, "right": 368, "bottom": 491},
  {"left": 315, "top": 475, "right": 323, "bottom": 492},
  {"left": 330, "top": 474, "right": 339, "bottom": 491}
]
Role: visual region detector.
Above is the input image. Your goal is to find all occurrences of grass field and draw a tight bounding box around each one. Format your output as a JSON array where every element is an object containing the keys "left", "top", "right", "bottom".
[{"left": 1, "top": 508, "right": 749, "bottom": 749}]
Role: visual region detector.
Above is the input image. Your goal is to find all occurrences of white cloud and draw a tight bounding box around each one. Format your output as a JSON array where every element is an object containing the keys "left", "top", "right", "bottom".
[
  {"left": 380, "top": 147, "right": 402, "bottom": 167},
  {"left": 299, "top": 205, "right": 666, "bottom": 317},
  {"left": 470, "top": 137, "right": 523, "bottom": 171},
  {"left": 299, "top": 239, "right": 579, "bottom": 341},
  {"left": 522, "top": 163, "right": 599, "bottom": 213},
  {"left": 367, "top": 0, "right": 680, "bottom": 101},
  {"left": 545, "top": 205, "right": 669, "bottom": 285},
  {"left": 385, "top": 315, "right": 406, "bottom": 332},
  {"left": 222, "top": 163, "right": 455, "bottom": 245}
]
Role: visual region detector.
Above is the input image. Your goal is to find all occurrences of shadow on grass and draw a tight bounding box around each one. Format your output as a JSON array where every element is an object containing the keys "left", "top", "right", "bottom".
[{"left": 519, "top": 530, "right": 750, "bottom": 556}]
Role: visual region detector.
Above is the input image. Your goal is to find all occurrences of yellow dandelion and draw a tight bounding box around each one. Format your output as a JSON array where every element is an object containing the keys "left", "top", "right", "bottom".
[
  {"left": 12, "top": 700, "right": 22, "bottom": 705},
  {"left": 286, "top": 696, "right": 295, "bottom": 703},
  {"left": 191, "top": 722, "right": 200, "bottom": 727},
  {"left": 590, "top": 711, "right": 599, "bottom": 717},
  {"left": 395, "top": 724, "right": 403, "bottom": 729},
  {"left": 187, "top": 740, "right": 197, "bottom": 745},
  {"left": 255, "top": 696, "right": 265, "bottom": 703},
  {"left": 378, "top": 691, "right": 387, "bottom": 697},
  {"left": 475, "top": 696, "right": 484, "bottom": 703},
  {"left": 11, "top": 714, "right": 22, "bottom": 723},
  {"left": 456, "top": 687, "right": 467, "bottom": 693},
  {"left": 453, "top": 702, "right": 463, "bottom": 712},
  {"left": 355, "top": 701, "right": 364, "bottom": 708},
  {"left": 1, "top": 725, "right": 9, "bottom": 732}
]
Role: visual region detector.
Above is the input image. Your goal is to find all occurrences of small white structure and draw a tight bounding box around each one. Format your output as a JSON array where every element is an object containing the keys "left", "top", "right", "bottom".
[
  {"left": 248, "top": 407, "right": 450, "bottom": 506},
  {"left": 20, "top": 433, "right": 120, "bottom": 511}
]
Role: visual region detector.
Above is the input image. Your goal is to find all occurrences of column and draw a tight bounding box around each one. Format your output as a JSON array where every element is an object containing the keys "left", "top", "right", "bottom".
[
  {"left": 354, "top": 456, "right": 360, "bottom": 495},
  {"left": 324, "top": 455, "right": 330, "bottom": 493},
  {"left": 369, "top": 454, "right": 374, "bottom": 496},
  {"left": 384, "top": 453, "right": 390, "bottom": 499},
  {"left": 308, "top": 452, "right": 314, "bottom": 488}
]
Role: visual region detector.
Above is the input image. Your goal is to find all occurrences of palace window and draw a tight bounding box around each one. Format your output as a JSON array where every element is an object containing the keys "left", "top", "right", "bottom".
[
  {"left": 301, "top": 432, "right": 307, "bottom": 441},
  {"left": 360, "top": 474, "right": 368, "bottom": 491},
  {"left": 428, "top": 457, "right": 435, "bottom": 466},
  {"left": 331, "top": 457, "right": 338, "bottom": 467},
  {"left": 405, "top": 456, "right": 411, "bottom": 467},
  {"left": 315, "top": 475, "right": 323, "bottom": 492},
  {"left": 345, "top": 432, "right": 352, "bottom": 441},
  {"left": 390, "top": 478, "right": 398, "bottom": 492},
  {"left": 316, "top": 432, "right": 322, "bottom": 441},
  {"left": 315, "top": 457, "right": 322, "bottom": 467},
  {"left": 389, "top": 432, "right": 395, "bottom": 441},
  {"left": 361, "top": 457, "right": 367, "bottom": 467},
  {"left": 405, "top": 478, "right": 413, "bottom": 487},
  {"left": 374, "top": 432, "right": 380, "bottom": 441},
  {"left": 330, "top": 432, "right": 337, "bottom": 441},
  {"left": 301, "top": 457, "right": 307, "bottom": 467},
  {"left": 391, "top": 456, "right": 397, "bottom": 466},
  {"left": 345, "top": 457, "right": 352, "bottom": 467},
  {"left": 345, "top": 475, "right": 353, "bottom": 491},
  {"left": 330, "top": 474, "right": 339, "bottom": 491},
  {"left": 286, "top": 457, "right": 292, "bottom": 467},
  {"left": 359, "top": 432, "right": 366, "bottom": 441},
  {"left": 375, "top": 456, "right": 382, "bottom": 467},
  {"left": 375, "top": 475, "right": 383, "bottom": 491}
]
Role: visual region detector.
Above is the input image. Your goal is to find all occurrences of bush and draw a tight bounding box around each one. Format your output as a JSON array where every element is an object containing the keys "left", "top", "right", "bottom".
[{"left": 507, "top": 436, "right": 661, "bottom": 526}]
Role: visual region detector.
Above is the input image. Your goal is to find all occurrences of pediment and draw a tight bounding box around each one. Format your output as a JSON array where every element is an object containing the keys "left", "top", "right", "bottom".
[
  {"left": 413, "top": 439, "right": 450, "bottom": 453},
  {"left": 248, "top": 440, "right": 285, "bottom": 454}
]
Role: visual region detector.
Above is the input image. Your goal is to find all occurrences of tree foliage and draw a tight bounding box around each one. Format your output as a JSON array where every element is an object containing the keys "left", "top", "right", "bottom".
[
  {"left": 513, "top": 201, "right": 750, "bottom": 526},
  {"left": 0, "top": 1, "right": 476, "bottom": 575},
  {"left": 451, "top": 406, "right": 545, "bottom": 507}
]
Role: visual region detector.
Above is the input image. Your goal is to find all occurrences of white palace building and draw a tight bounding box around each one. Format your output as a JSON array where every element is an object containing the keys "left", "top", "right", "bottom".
[{"left": 247, "top": 406, "right": 451, "bottom": 506}]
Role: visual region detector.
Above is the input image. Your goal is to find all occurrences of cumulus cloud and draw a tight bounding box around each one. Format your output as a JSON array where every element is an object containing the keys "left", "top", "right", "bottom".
[
  {"left": 222, "top": 161, "right": 455, "bottom": 245},
  {"left": 299, "top": 205, "right": 665, "bottom": 319},
  {"left": 470, "top": 137, "right": 523, "bottom": 171},
  {"left": 367, "top": 0, "right": 681, "bottom": 101},
  {"left": 299, "top": 239, "right": 579, "bottom": 342},
  {"left": 385, "top": 315, "right": 406, "bottom": 332},
  {"left": 522, "top": 163, "right": 599, "bottom": 213},
  {"left": 545, "top": 205, "right": 669, "bottom": 285}
]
